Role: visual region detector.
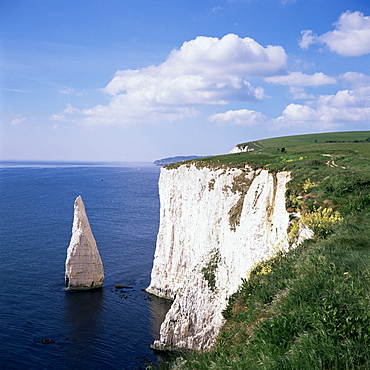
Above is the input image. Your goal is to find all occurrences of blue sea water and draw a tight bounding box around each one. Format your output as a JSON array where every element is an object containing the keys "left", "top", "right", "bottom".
[{"left": 0, "top": 162, "right": 172, "bottom": 369}]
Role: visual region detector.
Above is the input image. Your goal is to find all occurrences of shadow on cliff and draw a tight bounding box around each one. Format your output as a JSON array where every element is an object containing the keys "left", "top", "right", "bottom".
[{"left": 148, "top": 294, "right": 173, "bottom": 342}]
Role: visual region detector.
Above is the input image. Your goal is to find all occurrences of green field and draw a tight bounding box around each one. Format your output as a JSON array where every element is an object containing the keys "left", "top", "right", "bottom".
[
  {"left": 236, "top": 131, "right": 370, "bottom": 151},
  {"left": 168, "top": 130, "right": 370, "bottom": 171},
  {"left": 162, "top": 131, "right": 370, "bottom": 370}
]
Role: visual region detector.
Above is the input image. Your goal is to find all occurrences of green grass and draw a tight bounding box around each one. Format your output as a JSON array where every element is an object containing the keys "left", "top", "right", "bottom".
[
  {"left": 236, "top": 131, "right": 370, "bottom": 151},
  {"left": 160, "top": 131, "right": 370, "bottom": 369},
  {"left": 179, "top": 217, "right": 370, "bottom": 369}
]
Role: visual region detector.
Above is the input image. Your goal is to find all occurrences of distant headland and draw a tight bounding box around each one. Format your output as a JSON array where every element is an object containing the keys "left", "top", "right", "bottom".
[{"left": 153, "top": 156, "right": 207, "bottom": 166}]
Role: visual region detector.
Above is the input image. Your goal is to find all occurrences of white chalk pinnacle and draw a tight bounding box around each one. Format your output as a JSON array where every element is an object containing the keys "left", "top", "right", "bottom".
[{"left": 65, "top": 196, "right": 104, "bottom": 291}]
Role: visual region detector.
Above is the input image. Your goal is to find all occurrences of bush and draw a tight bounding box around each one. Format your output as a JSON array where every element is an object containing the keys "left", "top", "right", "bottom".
[{"left": 300, "top": 207, "right": 343, "bottom": 238}]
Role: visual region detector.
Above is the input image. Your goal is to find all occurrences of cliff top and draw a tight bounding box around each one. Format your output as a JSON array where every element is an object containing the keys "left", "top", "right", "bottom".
[
  {"left": 235, "top": 130, "right": 370, "bottom": 151},
  {"left": 167, "top": 130, "right": 370, "bottom": 171},
  {"left": 167, "top": 130, "right": 370, "bottom": 228}
]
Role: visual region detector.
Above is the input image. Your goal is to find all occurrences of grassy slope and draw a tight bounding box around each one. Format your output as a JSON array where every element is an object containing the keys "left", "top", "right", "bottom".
[
  {"left": 165, "top": 131, "right": 370, "bottom": 370},
  {"left": 236, "top": 131, "right": 370, "bottom": 150}
]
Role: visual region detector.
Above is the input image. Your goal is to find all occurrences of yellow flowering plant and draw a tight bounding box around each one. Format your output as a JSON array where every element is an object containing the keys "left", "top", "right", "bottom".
[{"left": 301, "top": 206, "right": 343, "bottom": 238}]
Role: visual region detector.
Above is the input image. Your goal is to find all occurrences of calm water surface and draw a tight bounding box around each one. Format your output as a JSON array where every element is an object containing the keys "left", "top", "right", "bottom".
[{"left": 0, "top": 162, "right": 171, "bottom": 369}]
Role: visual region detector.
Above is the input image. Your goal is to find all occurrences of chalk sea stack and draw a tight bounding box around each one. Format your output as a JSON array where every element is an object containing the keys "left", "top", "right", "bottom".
[{"left": 65, "top": 196, "right": 104, "bottom": 291}]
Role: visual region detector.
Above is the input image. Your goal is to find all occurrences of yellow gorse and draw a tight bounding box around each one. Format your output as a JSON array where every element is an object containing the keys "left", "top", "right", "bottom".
[{"left": 301, "top": 206, "right": 343, "bottom": 237}]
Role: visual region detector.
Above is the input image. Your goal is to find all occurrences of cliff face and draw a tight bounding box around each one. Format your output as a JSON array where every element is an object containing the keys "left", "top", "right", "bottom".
[
  {"left": 229, "top": 145, "right": 255, "bottom": 153},
  {"left": 147, "top": 164, "right": 293, "bottom": 351}
]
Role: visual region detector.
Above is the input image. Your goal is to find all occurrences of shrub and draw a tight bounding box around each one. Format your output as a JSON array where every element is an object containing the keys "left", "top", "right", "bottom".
[
  {"left": 201, "top": 249, "right": 221, "bottom": 292},
  {"left": 302, "top": 178, "right": 318, "bottom": 193},
  {"left": 300, "top": 207, "right": 343, "bottom": 238}
]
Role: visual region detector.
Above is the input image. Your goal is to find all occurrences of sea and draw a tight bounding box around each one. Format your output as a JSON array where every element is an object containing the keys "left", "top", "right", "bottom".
[{"left": 0, "top": 161, "right": 172, "bottom": 370}]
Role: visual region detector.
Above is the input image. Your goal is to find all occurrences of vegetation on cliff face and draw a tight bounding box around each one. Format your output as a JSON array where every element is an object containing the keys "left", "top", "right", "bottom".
[
  {"left": 161, "top": 131, "right": 370, "bottom": 369},
  {"left": 201, "top": 248, "right": 221, "bottom": 293},
  {"left": 227, "top": 172, "right": 253, "bottom": 231}
]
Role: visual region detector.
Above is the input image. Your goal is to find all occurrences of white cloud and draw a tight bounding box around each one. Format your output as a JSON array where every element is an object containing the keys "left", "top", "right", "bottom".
[
  {"left": 278, "top": 103, "right": 318, "bottom": 122},
  {"left": 64, "top": 103, "right": 79, "bottom": 114},
  {"left": 208, "top": 109, "right": 268, "bottom": 126},
  {"left": 210, "top": 87, "right": 370, "bottom": 130},
  {"left": 300, "top": 11, "right": 370, "bottom": 56},
  {"left": 299, "top": 30, "right": 315, "bottom": 50},
  {"left": 266, "top": 72, "right": 336, "bottom": 86},
  {"left": 160, "top": 33, "right": 287, "bottom": 78},
  {"left": 315, "top": 90, "right": 370, "bottom": 122},
  {"left": 74, "top": 34, "right": 287, "bottom": 125},
  {"left": 274, "top": 88, "right": 370, "bottom": 128},
  {"left": 59, "top": 87, "right": 75, "bottom": 94},
  {"left": 80, "top": 97, "right": 199, "bottom": 126},
  {"left": 59, "top": 88, "right": 87, "bottom": 96},
  {"left": 6, "top": 88, "right": 33, "bottom": 94},
  {"left": 49, "top": 104, "right": 83, "bottom": 124},
  {"left": 10, "top": 117, "right": 28, "bottom": 125},
  {"left": 288, "top": 87, "right": 315, "bottom": 100},
  {"left": 212, "top": 5, "right": 223, "bottom": 13},
  {"left": 50, "top": 113, "right": 67, "bottom": 121},
  {"left": 339, "top": 72, "right": 370, "bottom": 94}
]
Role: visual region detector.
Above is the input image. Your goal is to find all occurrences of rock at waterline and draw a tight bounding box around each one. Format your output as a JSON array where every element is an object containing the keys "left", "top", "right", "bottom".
[
  {"left": 65, "top": 196, "right": 104, "bottom": 291},
  {"left": 42, "top": 338, "right": 55, "bottom": 344}
]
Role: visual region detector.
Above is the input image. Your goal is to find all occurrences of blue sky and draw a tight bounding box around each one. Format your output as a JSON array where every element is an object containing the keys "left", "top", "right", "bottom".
[{"left": 1, "top": 0, "right": 370, "bottom": 162}]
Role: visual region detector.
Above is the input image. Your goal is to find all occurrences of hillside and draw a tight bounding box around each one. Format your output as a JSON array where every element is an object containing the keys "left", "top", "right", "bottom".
[
  {"left": 163, "top": 131, "right": 370, "bottom": 369},
  {"left": 234, "top": 131, "right": 370, "bottom": 153},
  {"left": 154, "top": 156, "right": 205, "bottom": 166}
]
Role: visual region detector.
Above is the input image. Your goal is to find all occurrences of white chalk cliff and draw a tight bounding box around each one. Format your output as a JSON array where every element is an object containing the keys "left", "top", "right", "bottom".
[
  {"left": 65, "top": 196, "right": 104, "bottom": 291},
  {"left": 147, "top": 164, "right": 294, "bottom": 351},
  {"left": 229, "top": 144, "right": 255, "bottom": 153}
]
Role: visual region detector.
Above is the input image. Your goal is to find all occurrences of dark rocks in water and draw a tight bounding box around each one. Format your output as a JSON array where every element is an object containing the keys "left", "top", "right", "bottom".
[
  {"left": 42, "top": 338, "right": 55, "bottom": 344},
  {"left": 115, "top": 284, "right": 133, "bottom": 289}
]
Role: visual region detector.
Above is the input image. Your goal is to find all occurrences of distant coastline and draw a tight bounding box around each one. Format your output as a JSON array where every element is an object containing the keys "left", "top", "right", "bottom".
[
  {"left": 0, "top": 161, "right": 155, "bottom": 168},
  {"left": 154, "top": 156, "right": 206, "bottom": 166}
]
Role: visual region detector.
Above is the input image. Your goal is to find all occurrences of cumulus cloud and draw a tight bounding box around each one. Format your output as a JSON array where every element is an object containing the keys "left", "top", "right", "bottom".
[
  {"left": 208, "top": 109, "right": 268, "bottom": 126},
  {"left": 276, "top": 103, "right": 318, "bottom": 124},
  {"left": 339, "top": 72, "right": 370, "bottom": 94},
  {"left": 50, "top": 113, "right": 67, "bottom": 121},
  {"left": 210, "top": 85, "right": 370, "bottom": 130},
  {"left": 73, "top": 34, "right": 287, "bottom": 125},
  {"left": 265, "top": 72, "right": 337, "bottom": 102},
  {"left": 288, "top": 87, "right": 315, "bottom": 100},
  {"left": 299, "top": 30, "right": 316, "bottom": 50},
  {"left": 266, "top": 72, "right": 336, "bottom": 86},
  {"left": 299, "top": 11, "right": 370, "bottom": 56},
  {"left": 274, "top": 88, "right": 370, "bottom": 128}
]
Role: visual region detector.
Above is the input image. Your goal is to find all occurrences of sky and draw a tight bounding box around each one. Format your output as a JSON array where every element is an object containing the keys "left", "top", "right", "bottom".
[{"left": 1, "top": 0, "right": 370, "bottom": 162}]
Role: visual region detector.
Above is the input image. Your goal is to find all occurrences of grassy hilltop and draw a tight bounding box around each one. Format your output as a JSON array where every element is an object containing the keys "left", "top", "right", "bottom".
[{"left": 164, "top": 131, "right": 370, "bottom": 369}]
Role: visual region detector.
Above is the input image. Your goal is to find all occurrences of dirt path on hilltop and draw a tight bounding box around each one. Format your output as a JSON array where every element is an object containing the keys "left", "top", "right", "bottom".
[{"left": 322, "top": 154, "right": 346, "bottom": 169}]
